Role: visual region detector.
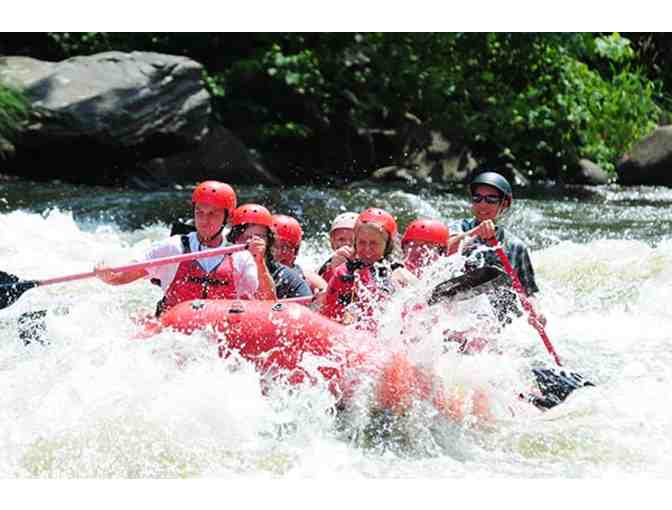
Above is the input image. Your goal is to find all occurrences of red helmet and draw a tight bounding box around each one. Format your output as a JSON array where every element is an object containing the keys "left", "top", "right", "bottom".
[
  {"left": 402, "top": 218, "right": 450, "bottom": 247},
  {"left": 271, "top": 214, "right": 303, "bottom": 246},
  {"left": 355, "top": 207, "right": 398, "bottom": 239},
  {"left": 192, "top": 181, "right": 237, "bottom": 214},
  {"left": 231, "top": 203, "right": 273, "bottom": 228}
]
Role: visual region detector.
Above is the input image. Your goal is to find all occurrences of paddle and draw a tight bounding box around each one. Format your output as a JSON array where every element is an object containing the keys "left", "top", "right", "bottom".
[
  {"left": 278, "top": 265, "right": 509, "bottom": 307},
  {"left": 279, "top": 295, "right": 316, "bottom": 305},
  {"left": 0, "top": 243, "right": 247, "bottom": 310},
  {"left": 485, "top": 238, "right": 562, "bottom": 366},
  {"left": 484, "top": 240, "right": 597, "bottom": 408},
  {"left": 427, "top": 265, "right": 509, "bottom": 305},
  {"left": 524, "top": 368, "right": 595, "bottom": 410},
  {"left": 449, "top": 240, "right": 595, "bottom": 410}
]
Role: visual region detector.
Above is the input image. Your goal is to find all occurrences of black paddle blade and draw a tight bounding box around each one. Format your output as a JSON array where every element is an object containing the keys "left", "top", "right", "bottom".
[
  {"left": 428, "top": 265, "right": 510, "bottom": 306},
  {"left": 527, "top": 368, "right": 595, "bottom": 410},
  {"left": 0, "top": 270, "right": 19, "bottom": 286},
  {"left": 0, "top": 280, "right": 40, "bottom": 310}
]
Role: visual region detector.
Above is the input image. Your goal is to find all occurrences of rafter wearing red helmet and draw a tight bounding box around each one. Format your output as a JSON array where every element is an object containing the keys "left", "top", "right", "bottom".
[
  {"left": 270, "top": 214, "right": 327, "bottom": 295},
  {"left": 401, "top": 218, "right": 452, "bottom": 278},
  {"left": 321, "top": 208, "right": 417, "bottom": 327},
  {"left": 227, "top": 205, "right": 312, "bottom": 301},
  {"left": 400, "top": 217, "right": 491, "bottom": 277},
  {"left": 95, "top": 181, "right": 266, "bottom": 316}
]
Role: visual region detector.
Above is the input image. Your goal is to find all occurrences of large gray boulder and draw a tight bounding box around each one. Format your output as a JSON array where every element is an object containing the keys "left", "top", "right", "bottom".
[
  {"left": 575, "top": 159, "right": 611, "bottom": 185},
  {"left": 0, "top": 52, "right": 210, "bottom": 147},
  {"left": 0, "top": 52, "right": 280, "bottom": 187},
  {"left": 617, "top": 126, "right": 672, "bottom": 186},
  {"left": 132, "top": 124, "right": 281, "bottom": 189}
]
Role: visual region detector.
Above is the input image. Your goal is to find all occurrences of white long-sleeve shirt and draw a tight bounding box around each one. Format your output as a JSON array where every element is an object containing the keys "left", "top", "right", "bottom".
[{"left": 143, "top": 231, "right": 258, "bottom": 298}]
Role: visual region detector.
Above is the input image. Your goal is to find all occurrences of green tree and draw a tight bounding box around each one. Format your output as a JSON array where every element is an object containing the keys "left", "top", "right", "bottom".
[
  {"left": 1, "top": 32, "right": 665, "bottom": 182},
  {"left": 0, "top": 84, "right": 31, "bottom": 158}
]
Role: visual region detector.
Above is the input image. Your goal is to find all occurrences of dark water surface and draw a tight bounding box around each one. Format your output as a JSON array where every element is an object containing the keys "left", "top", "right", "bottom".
[{"left": 2, "top": 179, "right": 672, "bottom": 246}]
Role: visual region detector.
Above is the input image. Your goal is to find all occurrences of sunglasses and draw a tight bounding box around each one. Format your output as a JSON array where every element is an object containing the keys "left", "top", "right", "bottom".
[{"left": 472, "top": 193, "right": 503, "bottom": 204}]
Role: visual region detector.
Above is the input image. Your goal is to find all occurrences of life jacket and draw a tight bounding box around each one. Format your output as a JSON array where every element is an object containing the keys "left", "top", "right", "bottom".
[
  {"left": 155, "top": 235, "right": 238, "bottom": 316},
  {"left": 322, "top": 259, "right": 401, "bottom": 325},
  {"left": 318, "top": 257, "right": 335, "bottom": 284},
  {"left": 403, "top": 257, "right": 423, "bottom": 279}
]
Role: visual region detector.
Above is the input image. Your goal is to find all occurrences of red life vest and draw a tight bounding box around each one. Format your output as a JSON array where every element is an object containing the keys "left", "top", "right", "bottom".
[
  {"left": 322, "top": 260, "right": 397, "bottom": 325},
  {"left": 157, "top": 238, "right": 238, "bottom": 316},
  {"left": 404, "top": 258, "right": 423, "bottom": 279},
  {"left": 319, "top": 257, "right": 336, "bottom": 285}
]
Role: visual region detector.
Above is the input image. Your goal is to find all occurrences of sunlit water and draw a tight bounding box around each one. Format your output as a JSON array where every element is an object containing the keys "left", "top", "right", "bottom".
[{"left": 1, "top": 181, "right": 671, "bottom": 478}]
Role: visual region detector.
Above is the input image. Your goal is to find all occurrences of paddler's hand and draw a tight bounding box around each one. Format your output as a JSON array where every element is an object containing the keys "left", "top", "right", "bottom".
[
  {"left": 390, "top": 267, "right": 418, "bottom": 289},
  {"left": 331, "top": 246, "right": 354, "bottom": 269},
  {"left": 94, "top": 262, "right": 146, "bottom": 286},
  {"left": 94, "top": 263, "right": 118, "bottom": 284},
  {"left": 312, "top": 290, "right": 327, "bottom": 307},
  {"left": 472, "top": 220, "right": 496, "bottom": 241},
  {"left": 246, "top": 236, "right": 268, "bottom": 262},
  {"left": 529, "top": 312, "right": 548, "bottom": 327}
]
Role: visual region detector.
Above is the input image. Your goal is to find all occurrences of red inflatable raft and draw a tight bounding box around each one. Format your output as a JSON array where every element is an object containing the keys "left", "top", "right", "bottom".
[
  {"left": 160, "top": 299, "right": 352, "bottom": 384},
  {"left": 150, "top": 298, "right": 457, "bottom": 418}
]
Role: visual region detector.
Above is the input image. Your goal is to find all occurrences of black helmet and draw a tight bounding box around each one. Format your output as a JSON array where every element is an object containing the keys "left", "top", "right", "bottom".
[{"left": 469, "top": 171, "right": 512, "bottom": 199}]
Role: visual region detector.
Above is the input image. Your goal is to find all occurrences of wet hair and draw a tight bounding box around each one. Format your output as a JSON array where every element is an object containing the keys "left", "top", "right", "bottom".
[{"left": 226, "top": 224, "right": 245, "bottom": 244}]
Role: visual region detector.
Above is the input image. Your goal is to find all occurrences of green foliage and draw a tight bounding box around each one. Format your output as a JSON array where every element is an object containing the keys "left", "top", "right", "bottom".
[
  {"left": 369, "top": 32, "right": 661, "bottom": 178},
  {"left": 559, "top": 45, "right": 660, "bottom": 173},
  {"left": 45, "top": 32, "right": 176, "bottom": 57},
  {"left": 0, "top": 84, "right": 31, "bottom": 157},
  {"left": 4, "top": 32, "right": 667, "bottom": 181},
  {"left": 238, "top": 32, "right": 661, "bottom": 178},
  {"left": 47, "top": 32, "right": 114, "bottom": 55},
  {"left": 202, "top": 70, "right": 226, "bottom": 98},
  {"left": 594, "top": 33, "right": 634, "bottom": 63},
  {"left": 531, "top": 33, "right": 660, "bottom": 175}
]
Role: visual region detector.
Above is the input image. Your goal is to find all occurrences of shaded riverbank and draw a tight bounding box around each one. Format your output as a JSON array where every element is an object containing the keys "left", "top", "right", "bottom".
[{"left": 3, "top": 33, "right": 672, "bottom": 188}]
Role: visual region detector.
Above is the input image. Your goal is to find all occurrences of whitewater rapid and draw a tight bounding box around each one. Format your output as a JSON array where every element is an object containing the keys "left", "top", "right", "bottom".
[{"left": 1, "top": 203, "right": 671, "bottom": 478}]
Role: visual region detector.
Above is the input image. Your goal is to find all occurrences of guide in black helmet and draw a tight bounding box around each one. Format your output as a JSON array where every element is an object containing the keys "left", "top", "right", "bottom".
[{"left": 449, "top": 170, "right": 544, "bottom": 326}]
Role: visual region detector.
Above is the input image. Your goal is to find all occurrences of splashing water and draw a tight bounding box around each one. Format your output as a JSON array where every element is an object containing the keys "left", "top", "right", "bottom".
[{"left": 1, "top": 183, "right": 671, "bottom": 478}]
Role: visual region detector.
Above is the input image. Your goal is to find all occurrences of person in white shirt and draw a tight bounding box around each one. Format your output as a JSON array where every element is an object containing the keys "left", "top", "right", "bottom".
[{"left": 95, "top": 180, "right": 275, "bottom": 315}]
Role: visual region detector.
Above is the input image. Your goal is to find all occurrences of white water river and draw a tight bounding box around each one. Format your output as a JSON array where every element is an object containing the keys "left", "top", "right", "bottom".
[{"left": 1, "top": 185, "right": 671, "bottom": 481}]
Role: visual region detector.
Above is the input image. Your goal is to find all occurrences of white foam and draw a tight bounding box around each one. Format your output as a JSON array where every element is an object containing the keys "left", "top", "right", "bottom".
[{"left": 2, "top": 209, "right": 671, "bottom": 477}]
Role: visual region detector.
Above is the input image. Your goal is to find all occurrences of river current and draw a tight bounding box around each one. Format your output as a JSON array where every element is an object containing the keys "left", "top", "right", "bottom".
[{"left": 1, "top": 180, "right": 671, "bottom": 480}]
